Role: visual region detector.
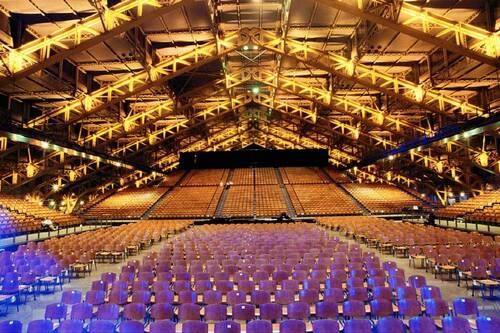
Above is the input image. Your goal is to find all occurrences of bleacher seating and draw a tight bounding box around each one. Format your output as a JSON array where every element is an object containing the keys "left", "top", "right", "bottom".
[
  {"left": 342, "top": 183, "right": 427, "bottom": 213},
  {"left": 231, "top": 169, "right": 254, "bottom": 185},
  {"left": 0, "top": 207, "right": 38, "bottom": 236},
  {"left": 465, "top": 204, "right": 500, "bottom": 224},
  {"left": 325, "top": 168, "right": 352, "bottom": 183},
  {"left": 78, "top": 192, "right": 114, "bottom": 214},
  {"left": 404, "top": 187, "right": 440, "bottom": 208},
  {"left": 160, "top": 170, "right": 186, "bottom": 187},
  {"left": 254, "top": 168, "right": 278, "bottom": 185},
  {"left": 255, "top": 185, "right": 288, "bottom": 216},
  {"left": 149, "top": 186, "right": 224, "bottom": 218},
  {"left": 436, "top": 190, "right": 500, "bottom": 219},
  {"left": 0, "top": 194, "right": 82, "bottom": 237},
  {"left": 286, "top": 184, "right": 362, "bottom": 215},
  {"left": 84, "top": 188, "right": 167, "bottom": 220},
  {"left": 280, "top": 167, "right": 330, "bottom": 184},
  {"left": 221, "top": 186, "right": 254, "bottom": 217},
  {"left": 181, "top": 169, "right": 229, "bottom": 186}
]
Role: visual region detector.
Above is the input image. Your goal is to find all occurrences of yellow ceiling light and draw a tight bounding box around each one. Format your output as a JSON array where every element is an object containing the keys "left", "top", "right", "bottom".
[
  {"left": 26, "top": 163, "right": 36, "bottom": 178},
  {"left": 413, "top": 85, "right": 424, "bottom": 103},
  {"left": 478, "top": 151, "right": 489, "bottom": 167}
]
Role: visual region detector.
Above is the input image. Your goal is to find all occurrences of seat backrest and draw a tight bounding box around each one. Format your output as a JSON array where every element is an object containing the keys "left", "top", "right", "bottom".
[
  {"left": 246, "top": 320, "right": 272, "bottom": 333},
  {"left": 312, "top": 319, "right": 340, "bottom": 333}
]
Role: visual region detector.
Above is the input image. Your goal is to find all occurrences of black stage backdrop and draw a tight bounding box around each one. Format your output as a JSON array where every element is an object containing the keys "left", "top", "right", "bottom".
[{"left": 180, "top": 149, "right": 328, "bottom": 169}]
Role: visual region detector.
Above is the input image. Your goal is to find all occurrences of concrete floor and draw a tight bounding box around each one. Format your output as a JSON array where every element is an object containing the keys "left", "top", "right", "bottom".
[{"left": 2, "top": 225, "right": 499, "bottom": 332}]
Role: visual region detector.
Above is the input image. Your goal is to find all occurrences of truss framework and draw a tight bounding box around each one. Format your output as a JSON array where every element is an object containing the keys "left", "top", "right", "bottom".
[
  {"left": 25, "top": 29, "right": 246, "bottom": 129},
  {"left": 370, "top": 0, "right": 500, "bottom": 59},
  {"left": 316, "top": 0, "right": 499, "bottom": 67},
  {"left": 251, "top": 28, "right": 485, "bottom": 118},
  {"left": 21, "top": 95, "right": 250, "bottom": 195},
  {"left": 0, "top": 14, "right": 495, "bottom": 198},
  {"left": 240, "top": 69, "right": 497, "bottom": 177},
  {"left": 25, "top": 27, "right": 487, "bottom": 133},
  {"left": 72, "top": 122, "right": 251, "bottom": 201},
  {"left": 2, "top": 66, "right": 495, "bottom": 195},
  {"left": 0, "top": 0, "right": 186, "bottom": 80}
]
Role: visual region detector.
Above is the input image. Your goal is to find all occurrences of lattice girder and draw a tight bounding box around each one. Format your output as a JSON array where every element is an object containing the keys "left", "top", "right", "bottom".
[
  {"left": 25, "top": 29, "right": 248, "bottom": 129},
  {"left": 250, "top": 28, "right": 485, "bottom": 118}
]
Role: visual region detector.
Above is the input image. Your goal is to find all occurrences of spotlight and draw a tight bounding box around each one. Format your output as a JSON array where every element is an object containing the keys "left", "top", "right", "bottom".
[
  {"left": 253, "top": 45, "right": 258, "bottom": 50},
  {"left": 243, "top": 45, "right": 249, "bottom": 51},
  {"left": 52, "top": 184, "right": 60, "bottom": 192},
  {"left": 460, "top": 192, "right": 465, "bottom": 197},
  {"left": 41, "top": 141, "right": 49, "bottom": 149},
  {"left": 251, "top": 86, "right": 260, "bottom": 94},
  {"left": 388, "top": 155, "right": 394, "bottom": 160}
]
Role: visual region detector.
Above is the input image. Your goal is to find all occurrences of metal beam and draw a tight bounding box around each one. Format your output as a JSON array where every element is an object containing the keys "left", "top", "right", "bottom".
[
  {"left": 0, "top": 0, "right": 193, "bottom": 85},
  {"left": 252, "top": 28, "right": 485, "bottom": 117},
  {"left": 347, "top": 112, "right": 500, "bottom": 173},
  {"left": 25, "top": 29, "right": 246, "bottom": 129},
  {"left": 29, "top": 95, "right": 251, "bottom": 195},
  {"left": 0, "top": 122, "right": 163, "bottom": 174},
  {"left": 315, "top": 0, "right": 499, "bottom": 67}
]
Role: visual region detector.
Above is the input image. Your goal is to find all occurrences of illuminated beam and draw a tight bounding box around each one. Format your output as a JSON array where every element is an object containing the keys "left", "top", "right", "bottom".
[
  {"left": 220, "top": 67, "right": 492, "bottom": 183},
  {"left": 0, "top": 123, "right": 160, "bottom": 173},
  {"left": 251, "top": 28, "right": 485, "bottom": 117},
  {"left": 35, "top": 95, "right": 251, "bottom": 195},
  {"left": 79, "top": 80, "right": 229, "bottom": 147},
  {"left": 223, "top": 68, "right": 495, "bottom": 178},
  {"left": 314, "top": 0, "right": 499, "bottom": 67},
  {"left": 25, "top": 29, "right": 247, "bottom": 129},
  {"left": 348, "top": 112, "right": 500, "bottom": 174},
  {"left": 6, "top": 94, "right": 248, "bottom": 194},
  {"left": 371, "top": 0, "right": 500, "bottom": 60},
  {"left": 0, "top": 0, "right": 191, "bottom": 84},
  {"left": 249, "top": 68, "right": 430, "bottom": 137},
  {"left": 348, "top": 166, "right": 417, "bottom": 187},
  {"left": 246, "top": 69, "right": 496, "bottom": 177},
  {"left": 75, "top": 123, "right": 250, "bottom": 201},
  {"left": 259, "top": 121, "right": 357, "bottom": 166},
  {"left": 80, "top": 100, "right": 174, "bottom": 147},
  {"left": 255, "top": 128, "right": 353, "bottom": 168},
  {"left": 252, "top": 92, "right": 481, "bottom": 188},
  {"left": 112, "top": 94, "right": 250, "bottom": 156}
]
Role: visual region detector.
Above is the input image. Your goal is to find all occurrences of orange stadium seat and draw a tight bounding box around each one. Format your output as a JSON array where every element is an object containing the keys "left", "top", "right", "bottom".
[
  {"left": 150, "top": 186, "right": 224, "bottom": 218},
  {"left": 0, "top": 194, "right": 83, "bottom": 236},
  {"left": 286, "top": 184, "right": 362, "bottom": 215},
  {"left": 436, "top": 190, "right": 499, "bottom": 221},
  {"left": 84, "top": 188, "right": 166, "bottom": 220},
  {"left": 342, "top": 183, "right": 429, "bottom": 213}
]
